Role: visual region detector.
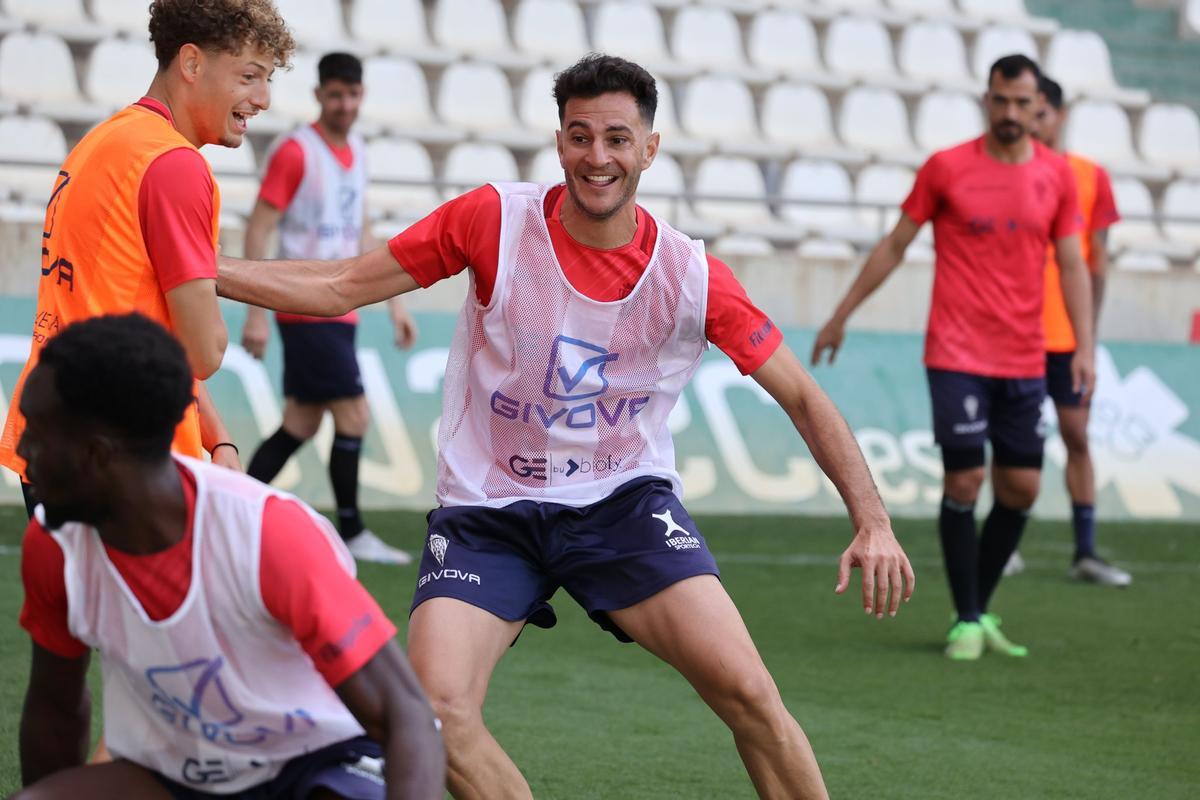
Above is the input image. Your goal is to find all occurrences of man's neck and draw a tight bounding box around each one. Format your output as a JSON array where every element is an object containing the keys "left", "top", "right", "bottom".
[
  {"left": 96, "top": 460, "right": 188, "bottom": 556},
  {"left": 983, "top": 132, "right": 1034, "bottom": 165},
  {"left": 144, "top": 75, "right": 202, "bottom": 148},
  {"left": 315, "top": 119, "right": 349, "bottom": 148},
  {"left": 558, "top": 193, "right": 638, "bottom": 250}
]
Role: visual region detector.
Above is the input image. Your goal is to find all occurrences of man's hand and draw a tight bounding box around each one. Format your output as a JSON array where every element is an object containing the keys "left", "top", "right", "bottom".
[
  {"left": 389, "top": 300, "right": 418, "bottom": 350},
  {"left": 1071, "top": 348, "right": 1096, "bottom": 401},
  {"left": 835, "top": 527, "right": 916, "bottom": 618},
  {"left": 810, "top": 317, "right": 846, "bottom": 366},
  {"left": 241, "top": 308, "right": 270, "bottom": 360},
  {"left": 210, "top": 443, "right": 243, "bottom": 472}
]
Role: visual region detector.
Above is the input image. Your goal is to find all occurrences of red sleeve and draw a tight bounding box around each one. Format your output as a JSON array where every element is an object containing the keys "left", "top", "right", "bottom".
[
  {"left": 259, "top": 497, "right": 396, "bottom": 687},
  {"left": 1091, "top": 166, "right": 1120, "bottom": 232},
  {"left": 19, "top": 520, "right": 88, "bottom": 659},
  {"left": 1053, "top": 158, "right": 1083, "bottom": 241},
  {"left": 900, "top": 155, "right": 942, "bottom": 225},
  {"left": 387, "top": 185, "right": 501, "bottom": 305},
  {"left": 705, "top": 254, "right": 783, "bottom": 375},
  {"left": 257, "top": 139, "right": 305, "bottom": 211},
  {"left": 139, "top": 148, "right": 218, "bottom": 293}
]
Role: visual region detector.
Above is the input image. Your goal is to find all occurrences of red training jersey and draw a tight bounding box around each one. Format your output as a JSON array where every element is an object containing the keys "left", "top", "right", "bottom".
[
  {"left": 387, "top": 184, "right": 784, "bottom": 375},
  {"left": 901, "top": 136, "right": 1082, "bottom": 378}
]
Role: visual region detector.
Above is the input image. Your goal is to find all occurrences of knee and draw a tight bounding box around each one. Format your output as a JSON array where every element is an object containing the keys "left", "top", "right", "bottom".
[
  {"left": 710, "top": 669, "right": 788, "bottom": 734},
  {"left": 995, "top": 476, "right": 1040, "bottom": 510},
  {"left": 283, "top": 417, "right": 320, "bottom": 441},
  {"left": 334, "top": 399, "right": 370, "bottom": 438},
  {"left": 1061, "top": 426, "right": 1090, "bottom": 457},
  {"left": 944, "top": 468, "right": 985, "bottom": 506},
  {"left": 422, "top": 688, "right": 483, "bottom": 742}
]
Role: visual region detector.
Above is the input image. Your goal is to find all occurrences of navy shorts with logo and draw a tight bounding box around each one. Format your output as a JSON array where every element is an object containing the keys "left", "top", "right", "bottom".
[
  {"left": 1046, "top": 351, "right": 1085, "bottom": 407},
  {"left": 278, "top": 321, "right": 364, "bottom": 403},
  {"left": 153, "top": 735, "right": 384, "bottom": 799},
  {"left": 410, "top": 477, "right": 720, "bottom": 643},
  {"left": 927, "top": 368, "right": 1047, "bottom": 467}
]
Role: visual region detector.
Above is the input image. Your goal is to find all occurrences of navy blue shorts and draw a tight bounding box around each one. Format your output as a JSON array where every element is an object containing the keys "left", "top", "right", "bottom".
[
  {"left": 152, "top": 736, "right": 384, "bottom": 799},
  {"left": 278, "top": 321, "right": 363, "bottom": 403},
  {"left": 1046, "top": 351, "right": 1085, "bottom": 407},
  {"left": 410, "top": 478, "right": 720, "bottom": 643},
  {"left": 927, "top": 368, "right": 1046, "bottom": 468}
]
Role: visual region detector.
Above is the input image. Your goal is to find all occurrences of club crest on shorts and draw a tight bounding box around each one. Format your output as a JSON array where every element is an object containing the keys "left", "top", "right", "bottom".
[
  {"left": 428, "top": 532, "right": 448, "bottom": 567},
  {"left": 653, "top": 509, "right": 701, "bottom": 551},
  {"left": 964, "top": 394, "right": 979, "bottom": 421}
]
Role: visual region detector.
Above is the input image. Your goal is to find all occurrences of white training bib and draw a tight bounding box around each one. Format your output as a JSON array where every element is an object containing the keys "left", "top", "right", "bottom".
[
  {"left": 272, "top": 126, "right": 366, "bottom": 261},
  {"left": 436, "top": 182, "right": 709, "bottom": 508},
  {"left": 47, "top": 456, "right": 365, "bottom": 793}
]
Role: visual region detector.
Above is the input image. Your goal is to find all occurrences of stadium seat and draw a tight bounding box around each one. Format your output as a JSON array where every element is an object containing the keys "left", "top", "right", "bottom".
[
  {"left": 272, "top": 0, "right": 355, "bottom": 51},
  {"left": 5, "top": 0, "right": 108, "bottom": 42},
  {"left": 517, "top": 67, "right": 559, "bottom": 138},
  {"left": 349, "top": 0, "right": 453, "bottom": 64},
  {"left": 958, "top": 0, "right": 1057, "bottom": 35},
  {"left": 888, "top": 0, "right": 957, "bottom": 16},
  {"left": 437, "top": 62, "right": 543, "bottom": 149},
  {"left": 527, "top": 146, "right": 563, "bottom": 185},
  {"left": 0, "top": 31, "right": 101, "bottom": 122},
  {"left": 91, "top": 0, "right": 149, "bottom": 34},
  {"left": 1107, "top": 177, "right": 1188, "bottom": 257},
  {"left": 441, "top": 142, "right": 519, "bottom": 194},
  {"left": 779, "top": 159, "right": 862, "bottom": 241},
  {"left": 1044, "top": 29, "right": 1149, "bottom": 106},
  {"left": 856, "top": 163, "right": 915, "bottom": 235},
  {"left": 254, "top": 51, "right": 319, "bottom": 133},
  {"left": 760, "top": 83, "right": 864, "bottom": 164},
  {"left": 898, "top": 21, "right": 973, "bottom": 91},
  {"left": 592, "top": 1, "right": 682, "bottom": 78},
  {"left": 712, "top": 234, "right": 775, "bottom": 258},
  {"left": 1186, "top": 0, "right": 1200, "bottom": 40},
  {"left": 512, "top": 0, "right": 589, "bottom": 66},
  {"left": 747, "top": 10, "right": 848, "bottom": 89},
  {"left": 1065, "top": 100, "right": 1166, "bottom": 180},
  {"left": 914, "top": 90, "right": 983, "bottom": 153},
  {"left": 679, "top": 76, "right": 785, "bottom": 159},
  {"left": 649, "top": 76, "right": 708, "bottom": 157},
  {"left": 433, "top": 0, "right": 531, "bottom": 67},
  {"left": 1138, "top": 103, "right": 1200, "bottom": 172},
  {"left": 1162, "top": 179, "right": 1200, "bottom": 249},
  {"left": 361, "top": 57, "right": 463, "bottom": 144},
  {"left": 670, "top": 6, "right": 764, "bottom": 82},
  {"left": 1114, "top": 250, "right": 1170, "bottom": 272},
  {"left": 85, "top": 37, "right": 159, "bottom": 111},
  {"left": 0, "top": 114, "right": 67, "bottom": 202},
  {"left": 364, "top": 137, "right": 439, "bottom": 223},
  {"left": 693, "top": 155, "right": 801, "bottom": 242},
  {"left": 971, "top": 25, "right": 1038, "bottom": 82},
  {"left": 200, "top": 143, "right": 257, "bottom": 218},
  {"left": 637, "top": 151, "right": 689, "bottom": 223},
  {"left": 824, "top": 17, "right": 923, "bottom": 94},
  {"left": 839, "top": 86, "right": 920, "bottom": 164}
]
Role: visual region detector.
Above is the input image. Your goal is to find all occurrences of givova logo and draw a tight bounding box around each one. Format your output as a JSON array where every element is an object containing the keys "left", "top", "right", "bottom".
[{"left": 543, "top": 335, "right": 619, "bottom": 401}]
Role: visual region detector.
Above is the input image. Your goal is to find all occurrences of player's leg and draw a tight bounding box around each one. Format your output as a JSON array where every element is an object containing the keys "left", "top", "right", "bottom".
[
  {"left": 246, "top": 397, "right": 322, "bottom": 483},
  {"left": 11, "top": 760, "right": 171, "bottom": 800},
  {"left": 609, "top": 576, "right": 827, "bottom": 800}
]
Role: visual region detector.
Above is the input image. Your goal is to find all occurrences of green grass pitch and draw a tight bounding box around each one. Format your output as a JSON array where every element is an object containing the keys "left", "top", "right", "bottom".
[{"left": 0, "top": 506, "right": 1196, "bottom": 798}]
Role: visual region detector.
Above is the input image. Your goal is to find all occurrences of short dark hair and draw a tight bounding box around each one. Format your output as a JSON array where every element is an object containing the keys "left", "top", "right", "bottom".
[
  {"left": 989, "top": 54, "right": 1041, "bottom": 86},
  {"left": 318, "top": 52, "right": 362, "bottom": 85},
  {"left": 553, "top": 53, "right": 657, "bottom": 127},
  {"left": 39, "top": 314, "right": 194, "bottom": 459},
  {"left": 1039, "top": 74, "right": 1064, "bottom": 109}
]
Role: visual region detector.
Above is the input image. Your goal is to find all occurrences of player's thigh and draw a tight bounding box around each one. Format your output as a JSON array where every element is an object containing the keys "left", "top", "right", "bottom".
[
  {"left": 281, "top": 397, "right": 326, "bottom": 440},
  {"left": 989, "top": 376, "right": 1047, "bottom": 474},
  {"left": 328, "top": 395, "right": 370, "bottom": 437},
  {"left": 13, "top": 760, "right": 170, "bottom": 800},
  {"left": 408, "top": 597, "right": 526, "bottom": 708}
]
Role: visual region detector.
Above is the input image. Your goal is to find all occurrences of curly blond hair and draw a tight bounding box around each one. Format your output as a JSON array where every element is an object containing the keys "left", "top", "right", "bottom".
[{"left": 149, "top": 0, "right": 296, "bottom": 70}]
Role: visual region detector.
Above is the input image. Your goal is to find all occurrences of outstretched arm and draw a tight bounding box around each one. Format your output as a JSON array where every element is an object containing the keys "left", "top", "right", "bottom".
[
  {"left": 752, "top": 344, "right": 915, "bottom": 617},
  {"left": 336, "top": 640, "right": 446, "bottom": 799},
  {"left": 810, "top": 214, "right": 921, "bottom": 366},
  {"left": 19, "top": 644, "right": 91, "bottom": 786}
]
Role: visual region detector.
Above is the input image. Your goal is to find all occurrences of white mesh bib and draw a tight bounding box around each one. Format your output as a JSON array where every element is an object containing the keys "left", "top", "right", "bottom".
[
  {"left": 48, "top": 457, "right": 365, "bottom": 793},
  {"left": 273, "top": 126, "right": 366, "bottom": 261},
  {"left": 437, "top": 182, "right": 709, "bottom": 507}
]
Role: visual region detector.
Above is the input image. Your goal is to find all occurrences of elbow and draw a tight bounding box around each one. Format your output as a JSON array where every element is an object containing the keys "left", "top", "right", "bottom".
[{"left": 191, "top": 331, "right": 228, "bottom": 379}]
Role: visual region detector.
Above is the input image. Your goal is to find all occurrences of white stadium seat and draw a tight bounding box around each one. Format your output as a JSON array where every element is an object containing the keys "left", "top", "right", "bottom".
[
  {"left": 91, "top": 0, "right": 149, "bottom": 34},
  {"left": 972, "top": 25, "right": 1038, "bottom": 81},
  {"left": 433, "top": 0, "right": 526, "bottom": 66},
  {"left": 889, "top": 0, "right": 957, "bottom": 15},
  {"left": 201, "top": 143, "right": 257, "bottom": 217},
  {"left": 255, "top": 51, "right": 319, "bottom": 131},
  {"left": 512, "top": 0, "right": 589, "bottom": 65},
  {"left": 636, "top": 151, "right": 688, "bottom": 222},
  {"left": 1114, "top": 250, "right": 1169, "bottom": 272},
  {"left": 1163, "top": 179, "right": 1200, "bottom": 249},
  {"left": 855, "top": 163, "right": 915, "bottom": 235},
  {"left": 5, "top": 0, "right": 108, "bottom": 41},
  {"left": 86, "top": 37, "right": 158, "bottom": 110},
  {"left": 692, "top": 155, "right": 775, "bottom": 228},
  {"left": 1065, "top": 100, "right": 1162, "bottom": 178},
  {"left": 958, "top": 0, "right": 1056, "bottom": 33},
  {"left": 1107, "top": 177, "right": 1182, "bottom": 256},
  {"left": 760, "top": 83, "right": 863, "bottom": 163},
  {"left": 437, "top": 62, "right": 543, "bottom": 149},
  {"left": 349, "top": 0, "right": 454, "bottom": 64},
  {"left": 779, "top": 159, "right": 861, "bottom": 241},
  {"left": 649, "top": 76, "right": 707, "bottom": 157},
  {"left": 747, "top": 11, "right": 845, "bottom": 88},
  {"left": 441, "top": 142, "right": 519, "bottom": 194},
  {"left": 201, "top": 142, "right": 255, "bottom": 175},
  {"left": 517, "top": 67, "right": 559, "bottom": 138},
  {"left": 0, "top": 114, "right": 66, "bottom": 201},
  {"left": 1045, "top": 30, "right": 1116, "bottom": 93},
  {"left": 1138, "top": 104, "right": 1200, "bottom": 172},
  {"left": 670, "top": 6, "right": 749, "bottom": 77},
  {"left": 272, "top": 0, "right": 352, "bottom": 51},
  {"left": 0, "top": 32, "right": 100, "bottom": 121},
  {"left": 679, "top": 76, "right": 779, "bottom": 157},
  {"left": 364, "top": 137, "right": 439, "bottom": 222},
  {"left": 899, "top": 22, "right": 972, "bottom": 90},
  {"left": 361, "top": 57, "right": 463, "bottom": 144},
  {"left": 821, "top": 0, "right": 885, "bottom": 11},
  {"left": 824, "top": 17, "right": 921, "bottom": 93},
  {"left": 527, "top": 146, "right": 562, "bottom": 186},
  {"left": 914, "top": 90, "right": 983, "bottom": 152},
  {"left": 839, "top": 87, "right": 919, "bottom": 163},
  {"left": 592, "top": 2, "right": 677, "bottom": 77}
]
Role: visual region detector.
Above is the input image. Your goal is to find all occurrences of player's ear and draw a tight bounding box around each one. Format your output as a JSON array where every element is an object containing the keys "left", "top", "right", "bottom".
[
  {"left": 177, "top": 43, "right": 202, "bottom": 85},
  {"left": 642, "top": 131, "right": 659, "bottom": 171}
]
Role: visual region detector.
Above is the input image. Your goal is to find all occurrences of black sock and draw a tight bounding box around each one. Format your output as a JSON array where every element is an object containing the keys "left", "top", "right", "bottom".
[
  {"left": 330, "top": 433, "right": 365, "bottom": 541},
  {"left": 1072, "top": 503, "right": 1097, "bottom": 561},
  {"left": 978, "top": 501, "right": 1031, "bottom": 613},
  {"left": 247, "top": 428, "right": 304, "bottom": 484},
  {"left": 939, "top": 497, "right": 981, "bottom": 623}
]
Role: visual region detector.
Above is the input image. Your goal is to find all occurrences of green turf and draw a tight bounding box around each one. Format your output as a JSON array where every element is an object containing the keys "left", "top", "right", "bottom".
[{"left": 0, "top": 507, "right": 1197, "bottom": 798}]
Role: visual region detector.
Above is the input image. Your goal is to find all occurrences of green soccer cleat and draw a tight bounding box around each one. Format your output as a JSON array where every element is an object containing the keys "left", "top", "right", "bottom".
[
  {"left": 945, "top": 621, "right": 985, "bottom": 661},
  {"left": 980, "top": 613, "right": 1029, "bottom": 657}
]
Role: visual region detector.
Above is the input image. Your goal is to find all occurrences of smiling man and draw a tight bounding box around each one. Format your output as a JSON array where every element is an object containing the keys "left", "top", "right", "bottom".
[
  {"left": 216, "top": 54, "right": 915, "bottom": 799},
  {"left": 0, "top": 0, "right": 296, "bottom": 508}
]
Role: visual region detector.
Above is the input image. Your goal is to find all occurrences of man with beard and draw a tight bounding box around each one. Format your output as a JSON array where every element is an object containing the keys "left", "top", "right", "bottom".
[
  {"left": 812, "top": 55, "right": 1093, "bottom": 661},
  {"left": 239, "top": 52, "right": 417, "bottom": 565},
  {"left": 216, "top": 53, "right": 915, "bottom": 799}
]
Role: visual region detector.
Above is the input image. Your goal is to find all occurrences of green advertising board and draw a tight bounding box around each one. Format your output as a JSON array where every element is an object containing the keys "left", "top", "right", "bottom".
[{"left": 0, "top": 298, "right": 1197, "bottom": 521}]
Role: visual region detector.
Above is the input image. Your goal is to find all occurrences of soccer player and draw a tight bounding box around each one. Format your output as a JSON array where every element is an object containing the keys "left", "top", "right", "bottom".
[
  {"left": 0, "top": 0, "right": 297, "bottom": 513},
  {"left": 13, "top": 313, "right": 445, "bottom": 800},
  {"left": 239, "top": 52, "right": 417, "bottom": 565},
  {"left": 813, "top": 54, "right": 1095, "bottom": 661},
  {"left": 216, "top": 54, "right": 915, "bottom": 799},
  {"left": 1022, "top": 74, "right": 1131, "bottom": 587}
]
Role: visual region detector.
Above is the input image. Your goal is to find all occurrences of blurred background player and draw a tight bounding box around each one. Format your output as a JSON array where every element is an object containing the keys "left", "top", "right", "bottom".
[
  {"left": 239, "top": 52, "right": 417, "bottom": 565},
  {"left": 216, "top": 53, "right": 915, "bottom": 800},
  {"left": 1007, "top": 74, "right": 1131, "bottom": 588},
  {"left": 13, "top": 313, "right": 444, "bottom": 800},
  {"left": 0, "top": 0, "right": 299, "bottom": 511},
  {"left": 812, "top": 55, "right": 1093, "bottom": 661}
]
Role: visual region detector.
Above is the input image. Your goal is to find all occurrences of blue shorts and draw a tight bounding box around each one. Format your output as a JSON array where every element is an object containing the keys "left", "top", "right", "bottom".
[
  {"left": 278, "top": 321, "right": 363, "bottom": 404},
  {"left": 927, "top": 368, "right": 1046, "bottom": 468},
  {"left": 1046, "top": 351, "right": 1085, "bottom": 407},
  {"left": 153, "top": 736, "right": 383, "bottom": 799},
  {"left": 410, "top": 478, "right": 720, "bottom": 643}
]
